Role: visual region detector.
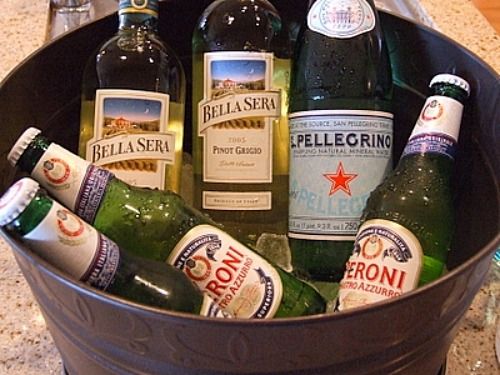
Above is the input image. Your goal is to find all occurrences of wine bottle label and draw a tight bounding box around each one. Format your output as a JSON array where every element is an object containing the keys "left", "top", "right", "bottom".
[
  {"left": 167, "top": 224, "right": 283, "bottom": 319},
  {"left": 86, "top": 89, "right": 176, "bottom": 190},
  {"left": 198, "top": 52, "right": 280, "bottom": 210},
  {"left": 337, "top": 219, "right": 423, "bottom": 310},
  {"left": 31, "top": 144, "right": 93, "bottom": 212},
  {"left": 403, "top": 96, "right": 464, "bottom": 159},
  {"left": 308, "top": 0, "right": 376, "bottom": 39},
  {"left": 22, "top": 203, "right": 119, "bottom": 290},
  {"left": 288, "top": 110, "right": 393, "bottom": 240}
]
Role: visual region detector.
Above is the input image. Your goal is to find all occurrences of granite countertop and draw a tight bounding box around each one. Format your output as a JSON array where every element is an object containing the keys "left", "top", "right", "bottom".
[{"left": 0, "top": 1, "right": 498, "bottom": 374}]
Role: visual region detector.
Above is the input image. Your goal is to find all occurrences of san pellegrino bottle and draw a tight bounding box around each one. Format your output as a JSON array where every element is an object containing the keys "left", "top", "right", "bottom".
[
  {"left": 192, "top": 0, "right": 292, "bottom": 239},
  {"left": 288, "top": 0, "right": 393, "bottom": 281},
  {"left": 79, "top": 0, "right": 185, "bottom": 192},
  {"left": 337, "top": 74, "right": 470, "bottom": 310},
  {"left": 8, "top": 128, "right": 326, "bottom": 319},
  {"left": 0, "top": 178, "right": 228, "bottom": 318}
]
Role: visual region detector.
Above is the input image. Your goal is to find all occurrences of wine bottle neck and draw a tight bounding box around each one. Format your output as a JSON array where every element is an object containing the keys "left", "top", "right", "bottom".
[{"left": 118, "top": 0, "right": 159, "bottom": 32}]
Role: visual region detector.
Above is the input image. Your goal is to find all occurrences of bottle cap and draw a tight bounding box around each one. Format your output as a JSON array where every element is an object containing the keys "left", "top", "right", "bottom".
[
  {"left": 8, "top": 127, "right": 42, "bottom": 167},
  {"left": 430, "top": 74, "right": 470, "bottom": 95},
  {"left": 0, "top": 178, "right": 40, "bottom": 226}
]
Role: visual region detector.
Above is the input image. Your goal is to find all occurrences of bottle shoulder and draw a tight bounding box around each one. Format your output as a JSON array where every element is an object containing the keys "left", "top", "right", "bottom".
[{"left": 193, "top": 0, "right": 286, "bottom": 53}]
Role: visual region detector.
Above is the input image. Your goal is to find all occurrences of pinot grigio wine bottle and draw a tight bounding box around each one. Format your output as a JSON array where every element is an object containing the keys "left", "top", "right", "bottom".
[
  {"left": 288, "top": 0, "right": 393, "bottom": 281},
  {"left": 192, "top": 0, "right": 292, "bottom": 239}
]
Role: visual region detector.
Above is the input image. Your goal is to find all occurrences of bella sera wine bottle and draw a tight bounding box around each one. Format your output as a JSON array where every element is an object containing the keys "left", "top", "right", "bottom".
[
  {"left": 192, "top": 0, "right": 292, "bottom": 239},
  {"left": 337, "top": 74, "right": 470, "bottom": 310},
  {"left": 8, "top": 129, "right": 326, "bottom": 319},
  {"left": 0, "top": 178, "right": 228, "bottom": 318},
  {"left": 288, "top": 0, "right": 393, "bottom": 281},
  {"left": 79, "top": 0, "right": 185, "bottom": 192}
]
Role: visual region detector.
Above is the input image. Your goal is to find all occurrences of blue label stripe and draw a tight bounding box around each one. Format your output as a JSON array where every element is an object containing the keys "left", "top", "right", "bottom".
[
  {"left": 76, "top": 166, "right": 114, "bottom": 223},
  {"left": 402, "top": 133, "right": 457, "bottom": 159},
  {"left": 82, "top": 234, "right": 121, "bottom": 290}
]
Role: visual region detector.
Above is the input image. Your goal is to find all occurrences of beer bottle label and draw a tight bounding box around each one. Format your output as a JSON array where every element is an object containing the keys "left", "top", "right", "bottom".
[
  {"left": 30, "top": 144, "right": 114, "bottom": 224},
  {"left": 23, "top": 204, "right": 119, "bottom": 290},
  {"left": 307, "top": 0, "right": 376, "bottom": 39},
  {"left": 199, "top": 294, "right": 233, "bottom": 319},
  {"left": 337, "top": 219, "right": 423, "bottom": 310},
  {"left": 403, "top": 96, "right": 464, "bottom": 159},
  {"left": 198, "top": 51, "right": 280, "bottom": 210},
  {"left": 31, "top": 144, "right": 94, "bottom": 212},
  {"left": 167, "top": 224, "right": 283, "bottom": 319},
  {"left": 87, "top": 89, "right": 176, "bottom": 189},
  {"left": 288, "top": 110, "right": 393, "bottom": 240}
]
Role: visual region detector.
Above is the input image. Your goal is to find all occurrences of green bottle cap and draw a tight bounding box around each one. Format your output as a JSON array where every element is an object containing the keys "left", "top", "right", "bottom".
[
  {"left": 430, "top": 74, "right": 470, "bottom": 96},
  {"left": 8, "top": 127, "right": 42, "bottom": 167},
  {"left": 0, "top": 178, "right": 40, "bottom": 226},
  {"left": 119, "top": 0, "right": 159, "bottom": 17}
]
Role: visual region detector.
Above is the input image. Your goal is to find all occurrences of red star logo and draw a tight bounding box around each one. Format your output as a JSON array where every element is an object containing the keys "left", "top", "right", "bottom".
[{"left": 323, "top": 162, "right": 358, "bottom": 196}]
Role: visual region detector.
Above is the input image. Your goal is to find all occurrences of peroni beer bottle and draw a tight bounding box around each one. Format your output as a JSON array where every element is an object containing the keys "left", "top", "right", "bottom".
[
  {"left": 337, "top": 74, "right": 470, "bottom": 310},
  {"left": 0, "top": 178, "right": 227, "bottom": 318},
  {"left": 8, "top": 129, "right": 326, "bottom": 319}
]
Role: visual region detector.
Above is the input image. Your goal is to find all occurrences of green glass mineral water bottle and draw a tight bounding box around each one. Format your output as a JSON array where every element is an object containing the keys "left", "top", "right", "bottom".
[
  {"left": 79, "top": 0, "right": 185, "bottom": 192},
  {"left": 192, "top": 0, "right": 292, "bottom": 239},
  {"left": 7, "top": 130, "right": 326, "bottom": 319},
  {"left": 288, "top": 0, "right": 394, "bottom": 281},
  {"left": 337, "top": 74, "right": 470, "bottom": 310},
  {"left": 0, "top": 178, "right": 228, "bottom": 318}
]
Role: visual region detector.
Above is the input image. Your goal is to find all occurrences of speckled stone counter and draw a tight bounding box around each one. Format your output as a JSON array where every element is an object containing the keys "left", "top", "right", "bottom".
[{"left": 0, "top": 1, "right": 498, "bottom": 374}]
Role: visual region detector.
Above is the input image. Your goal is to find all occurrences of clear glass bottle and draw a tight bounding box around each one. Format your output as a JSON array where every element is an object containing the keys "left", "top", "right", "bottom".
[
  {"left": 337, "top": 74, "right": 470, "bottom": 310},
  {"left": 0, "top": 178, "right": 227, "bottom": 318},
  {"left": 192, "top": 0, "right": 292, "bottom": 239},
  {"left": 79, "top": 0, "right": 185, "bottom": 192},
  {"left": 8, "top": 128, "right": 326, "bottom": 319},
  {"left": 288, "top": 0, "right": 394, "bottom": 281}
]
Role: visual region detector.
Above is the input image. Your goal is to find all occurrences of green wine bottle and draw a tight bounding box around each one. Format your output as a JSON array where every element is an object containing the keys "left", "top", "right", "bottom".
[
  {"left": 79, "top": 0, "right": 185, "bottom": 192},
  {"left": 288, "top": 0, "right": 393, "bottom": 281},
  {"left": 192, "top": 0, "right": 292, "bottom": 239},
  {"left": 337, "top": 74, "right": 470, "bottom": 310},
  {"left": 7, "top": 130, "right": 326, "bottom": 319},
  {"left": 0, "top": 178, "right": 228, "bottom": 318}
]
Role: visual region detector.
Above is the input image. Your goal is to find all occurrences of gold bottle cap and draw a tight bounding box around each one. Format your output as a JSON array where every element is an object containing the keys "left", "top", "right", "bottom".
[
  {"left": 430, "top": 74, "right": 470, "bottom": 96},
  {"left": 0, "top": 178, "right": 40, "bottom": 226},
  {"left": 8, "top": 127, "right": 42, "bottom": 167}
]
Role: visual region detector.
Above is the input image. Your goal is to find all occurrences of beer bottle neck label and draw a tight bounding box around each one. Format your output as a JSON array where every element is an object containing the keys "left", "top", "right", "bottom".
[
  {"left": 307, "top": 0, "right": 376, "bottom": 39},
  {"left": 30, "top": 144, "right": 114, "bottom": 224},
  {"left": 31, "top": 144, "right": 92, "bottom": 211},
  {"left": 402, "top": 95, "right": 464, "bottom": 159},
  {"left": 167, "top": 224, "right": 283, "bottom": 319},
  {"left": 22, "top": 202, "right": 120, "bottom": 290},
  {"left": 337, "top": 219, "right": 423, "bottom": 310}
]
